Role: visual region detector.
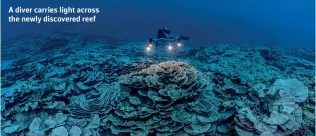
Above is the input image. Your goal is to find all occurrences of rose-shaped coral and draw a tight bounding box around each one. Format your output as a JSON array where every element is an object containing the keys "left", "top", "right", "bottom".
[
  {"left": 69, "top": 84, "right": 119, "bottom": 118},
  {"left": 110, "top": 61, "right": 219, "bottom": 136},
  {"left": 235, "top": 78, "right": 308, "bottom": 136}
]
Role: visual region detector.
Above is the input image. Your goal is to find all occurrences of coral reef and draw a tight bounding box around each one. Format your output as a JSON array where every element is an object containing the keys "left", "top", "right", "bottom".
[
  {"left": 194, "top": 45, "right": 284, "bottom": 87},
  {"left": 235, "top": 78, "right": 309, "bottom": 135},
  {"left": 110, "top": 61, "right": 219, "bottom": 135},
  {"left": 69, "top": 83, "right": 118, "bottom": 118},
  {"left": 1, "top": 33, "right": 314, "bottom": 136}
]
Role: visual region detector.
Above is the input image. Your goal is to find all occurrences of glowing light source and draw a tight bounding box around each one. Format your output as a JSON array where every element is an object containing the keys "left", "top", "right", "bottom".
[
  {"left": 146, "top": 47, "right": 151, "bottom": 51},
  {"left": 149, "top": 44, "right": 152, "bottom": 47},
  {"left": 168, "top": 45, "right": 173, "bottom": 50},
  {"left": 177, "top": 43, "right": 181, "bottom": 47}
]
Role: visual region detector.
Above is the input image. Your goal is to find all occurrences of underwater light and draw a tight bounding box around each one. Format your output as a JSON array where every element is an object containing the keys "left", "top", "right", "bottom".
[
  {"left": 177, "top": 43, "right": 181, "bottom": 47},
  {"left": 149, "top": 43, "right": 152, "bottom": 47},
  {"left": 146, "top": 47, "right": 151, "bottom": 51},
  {"left": 168, "top": 45, "right": 173, "bottom": 50}
]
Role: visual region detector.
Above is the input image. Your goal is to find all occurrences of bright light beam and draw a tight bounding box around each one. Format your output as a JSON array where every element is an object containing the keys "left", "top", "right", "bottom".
[
  {"left": 146, "top": 47, "right": 151, "bottom": 51},
  {"left": 168, "top": 45, "right": 173, "bottom": 50}
]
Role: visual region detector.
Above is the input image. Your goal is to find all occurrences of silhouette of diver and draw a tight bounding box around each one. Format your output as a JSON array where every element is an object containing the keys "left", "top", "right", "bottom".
[
  {"left": 148, "top": 27, "right": 190, "bottom": 49},
  {"left": 155, "top": 28, "right": 190, "bottom": 46}
]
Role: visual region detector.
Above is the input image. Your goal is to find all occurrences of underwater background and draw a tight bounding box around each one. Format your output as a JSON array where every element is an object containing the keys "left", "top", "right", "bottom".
[
  {"left": 2, "top": 0, "right": 315, "bottom": 47},
  {"left": 1, "top": 0, "right": 315, "bottom": 136}
]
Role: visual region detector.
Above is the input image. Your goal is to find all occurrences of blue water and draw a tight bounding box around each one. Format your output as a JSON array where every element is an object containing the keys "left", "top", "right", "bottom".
[
  {"left": 2, "top": 0, "right": 314, "bottom": 47},
  {"left": 1, "top": 1, "right": 315, "bottom": 136}
]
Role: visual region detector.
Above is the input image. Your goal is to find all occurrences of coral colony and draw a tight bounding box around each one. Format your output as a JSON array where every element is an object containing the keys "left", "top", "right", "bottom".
[{"left": 1, "top": 32, "right": 314, "bottom": 135}]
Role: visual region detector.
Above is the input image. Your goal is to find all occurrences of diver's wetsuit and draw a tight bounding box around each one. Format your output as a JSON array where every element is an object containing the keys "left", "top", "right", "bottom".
[
  {"left": 157, "top": 29, "right": 166, "bottom": 39},
  {"left": 155, "top": 28, "right": 190, "bottom": 47},
  {"left": 157, "top": 28, "right": 172, "bottom": 38},
  {"left": 163, "top": 28, "right": 171, "bottom": 35},
  {"left": 156, "top": 28, "right": 172, "bottom": 47}
]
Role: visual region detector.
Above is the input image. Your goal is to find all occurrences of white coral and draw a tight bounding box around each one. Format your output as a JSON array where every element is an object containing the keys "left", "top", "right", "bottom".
[
  {"left": 269, "top": 78, "right": 309, "bottom": 102},
  {"left": 264, "top": 89, "right": 296, "bottom": 125},
  {"left": 235, "top": 78, "right": 308, "bottom": 136}
]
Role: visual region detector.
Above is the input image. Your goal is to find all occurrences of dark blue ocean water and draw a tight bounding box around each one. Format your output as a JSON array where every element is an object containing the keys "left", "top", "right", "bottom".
[
  {"left": 2, "top": 0, "right": 314, "bottom": 47},
  {"left": 1, "top": 1, "right": 315, "bottom": 136}
]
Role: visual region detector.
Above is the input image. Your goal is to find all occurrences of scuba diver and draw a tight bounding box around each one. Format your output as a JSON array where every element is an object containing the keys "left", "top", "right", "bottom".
[
  {"left": 157, "top": 27, "right": 172, "bottom": 39},
  {"left": 149, "top": 27, "right": 190, "bottom": 48}
]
